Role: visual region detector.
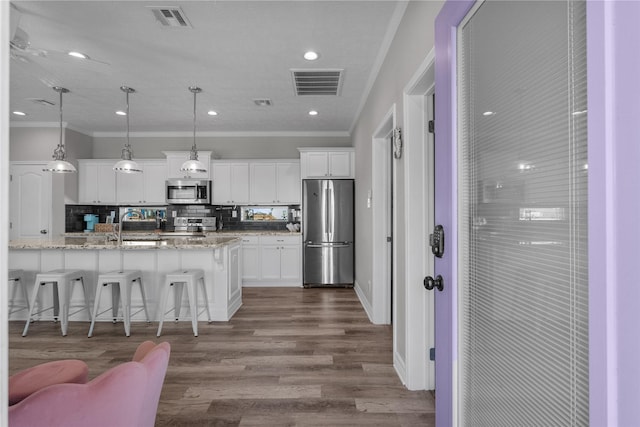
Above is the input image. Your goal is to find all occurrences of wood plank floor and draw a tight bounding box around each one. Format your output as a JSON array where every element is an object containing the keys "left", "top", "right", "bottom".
[{"left": 9, "top": 287, "right": 435, "bottom": 426}]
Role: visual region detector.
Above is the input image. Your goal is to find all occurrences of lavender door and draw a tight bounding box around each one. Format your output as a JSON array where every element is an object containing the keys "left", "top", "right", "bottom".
[{"left": 434, "top": 1, "right": 589, "bottom": 425}]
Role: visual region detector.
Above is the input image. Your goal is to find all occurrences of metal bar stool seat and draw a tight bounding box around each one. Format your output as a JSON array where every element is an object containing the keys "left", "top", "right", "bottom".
[
  {"left": 157, "top": 269, "right": 212, "bottom": 337},
  {"left": 8, "top": 269, "right": 29, "bottom": 315},
  {"left": 88, "top": 270, "right": 150, "bottom": 337},
  {"left": 22, "top": 269, "right": 90, "bottom": 337}
]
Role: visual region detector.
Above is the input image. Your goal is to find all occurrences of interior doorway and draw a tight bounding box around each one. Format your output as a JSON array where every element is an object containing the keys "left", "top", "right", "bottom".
[
  {"left": 370, "top": 105, "right": 395, "bottom": 325},
  {"left": 400, "top": 50, "right": 435, "bottom": 391}
]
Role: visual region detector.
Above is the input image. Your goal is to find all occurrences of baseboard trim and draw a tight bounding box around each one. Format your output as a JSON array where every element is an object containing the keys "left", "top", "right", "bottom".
[{"left": 354, "top": 280, "right": 374, "bottom": 323}]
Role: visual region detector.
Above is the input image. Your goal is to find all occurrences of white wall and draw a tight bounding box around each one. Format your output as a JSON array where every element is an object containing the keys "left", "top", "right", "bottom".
[{"left": 351, "top": 0, "right": 443, "bottom": 366}]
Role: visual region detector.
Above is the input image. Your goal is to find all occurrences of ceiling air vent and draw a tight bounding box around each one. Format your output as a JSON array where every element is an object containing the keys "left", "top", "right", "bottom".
[
  {"left": 253, "top": 99, "right": 273, "bottom": 107},
  {"left": 291, "top": 69, "right": 344, "bottom": 96},
  {"left": 147, "top": 6, "right": 193, "bottom": 28}
]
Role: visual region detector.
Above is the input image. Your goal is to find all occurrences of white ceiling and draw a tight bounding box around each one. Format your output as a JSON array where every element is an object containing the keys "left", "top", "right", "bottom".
[{"left": 9, "top": 1, "right": 402, "bottom": 136}]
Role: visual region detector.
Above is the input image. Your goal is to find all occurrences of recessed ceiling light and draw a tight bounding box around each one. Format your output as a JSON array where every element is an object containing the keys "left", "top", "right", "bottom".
[
  {"left": 308, "top": 110, "right": 319, "bottom": 116},
  {"left": 207, "top": 110, "right": 218, "bottom": 116},
  {"left": 12, "top": 111, "right": 26, "bottom": 116},
  {"left": 115, "top": 110, "right": 126, "bottom": 116},
  {"left": 304, "top": 51, "right": 319, "bottom": 61},
  {"left": 68, "top": 51, "right": 89, "bottom": 59},
  {"left": 482, "top": 111, "right": 496, "bottom": 116}
]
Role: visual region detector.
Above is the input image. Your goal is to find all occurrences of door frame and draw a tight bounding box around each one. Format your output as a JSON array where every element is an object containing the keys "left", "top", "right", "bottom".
[
  {"left": 401, "top": 49, "right": 436, "bottom": 390},
  {"left": 435, "top": 0, "right": 639, "bottom": 425},
  {"left": 369, "top": 104, "right": 395, "bottom": 325}
]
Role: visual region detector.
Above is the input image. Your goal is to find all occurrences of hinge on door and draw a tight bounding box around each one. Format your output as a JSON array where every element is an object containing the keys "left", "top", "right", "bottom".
[
  {"left": 428, "top": 120, "right": 435, "bottom": 134},
  {"left": 429, "top": 348, "right": 436, "bottom": 361},
  {"left": 9, "top": 222, "right": 12, "bottom": 229},
  {"left": 386, "top": 236, "right": 392, "bottom": 243},
  {"left": 9, "top": 174, "right": 12, "bottom": 182}
]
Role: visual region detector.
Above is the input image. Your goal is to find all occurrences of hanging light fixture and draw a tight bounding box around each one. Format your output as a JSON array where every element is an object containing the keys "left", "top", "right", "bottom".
[
  {"left": 43, "top": 87, "right": 77, "bottom": 173},
  {"left": 180, "top": 86, "right": 207, "bottom": 173},
  {"left": 113, "top": 86, "right": 142, "bottom": 173}
]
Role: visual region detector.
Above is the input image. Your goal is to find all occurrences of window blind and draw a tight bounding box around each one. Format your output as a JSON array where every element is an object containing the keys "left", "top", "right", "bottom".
[{"left": 458, "top": 1, "right": 588, "bottom": 425}]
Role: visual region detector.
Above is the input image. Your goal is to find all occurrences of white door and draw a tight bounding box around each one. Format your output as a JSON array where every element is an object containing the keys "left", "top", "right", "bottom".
[{"left": 9, "top": 163, "right": 51, "bottom": 240}]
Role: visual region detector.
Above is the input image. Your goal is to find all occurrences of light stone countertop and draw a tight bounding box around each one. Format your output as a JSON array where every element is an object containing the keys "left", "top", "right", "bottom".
[{"left": 9, "top": 235, "right": 241, "bottom": 250}]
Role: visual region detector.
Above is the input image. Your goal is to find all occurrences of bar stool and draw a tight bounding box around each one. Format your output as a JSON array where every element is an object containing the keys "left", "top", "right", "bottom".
[
  {"left": 157, "top": 269, "right": 212, "bottom": 337},
  {"left": 8, "top": 269, "right": 29, "bottom": 316},
  {"left": 88, "top": 270, "right": 150, "bottom": 337},
  {"left": 22, "top": 269, "right": 90, "bottom": 337}
]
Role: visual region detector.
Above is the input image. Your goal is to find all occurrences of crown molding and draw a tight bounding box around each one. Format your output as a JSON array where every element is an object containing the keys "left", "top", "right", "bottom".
[
  {"left": 92, "top": 130, "right": 351, "bottom": 138},
  {"left": 10, "top": 121, "right": 92, "bottom": 136}
]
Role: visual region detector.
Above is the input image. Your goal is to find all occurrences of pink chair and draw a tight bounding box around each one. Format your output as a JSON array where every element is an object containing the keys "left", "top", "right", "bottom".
[
  {"left": 9, "top": 342, "right": 171, "bottom": 427},
  {"left": 134, "top": 341, "right": 172, "bottom": 427},
  {"left": 9, "top": 359, "right": 89, "bottom": 405}
]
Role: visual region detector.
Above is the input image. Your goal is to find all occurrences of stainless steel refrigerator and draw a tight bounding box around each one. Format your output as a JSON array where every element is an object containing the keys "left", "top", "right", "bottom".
[{"left": 303, "top": 179, "right": 354, "bottom": 287}]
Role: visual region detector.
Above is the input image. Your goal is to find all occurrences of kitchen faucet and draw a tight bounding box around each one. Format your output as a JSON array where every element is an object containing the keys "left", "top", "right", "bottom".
[{"left": 113, "top": 209, "right": 145, "bottom": 245}]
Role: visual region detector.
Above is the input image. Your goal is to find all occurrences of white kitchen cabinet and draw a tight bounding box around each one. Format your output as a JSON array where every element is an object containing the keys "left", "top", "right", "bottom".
[
  {"left": 259, "top": 235, "right": 302, "bottom": 283},
  {"left": 276, "top": 162, "right": 301, "bottom": 204},
  {"left": 142, "top": 160, "right": 167, "bottom": 204},
  {"left": 241, "top": 234, "right": 301, "bottom": 287},
  {"left": 115, "top": 166, "right": 144, "bottom": 204},
  {"left": 250, "top": 163, "right": 277, "bottom": 203},
  {"left": 78, "top": 160, "right": 117, "bottom": 204},
  {"left": 116, "top": 160, "right": 167, "bottom": 204},
  {"left": 212, "top": 162, "right": 250, "bottom": 204},
  {"left": 239, "top": 236, "right": 260, "bottom": 281},
  {"left": 249, "top": 161, "right": 300, "bottom": 204},
  {"left": 164, "top": 151, "right": 211, "bottom": 179},
  {"left": 298, "top": 148, "right": 355, "bottom": 179}
]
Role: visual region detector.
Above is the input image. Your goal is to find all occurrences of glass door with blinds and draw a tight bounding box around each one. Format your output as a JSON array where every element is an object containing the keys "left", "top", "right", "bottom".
[{"left": 457, "top": 1, "right": 588, "bottom": 425}]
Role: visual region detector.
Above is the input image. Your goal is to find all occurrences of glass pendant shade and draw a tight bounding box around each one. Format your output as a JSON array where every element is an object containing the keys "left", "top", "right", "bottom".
[
  {"left": 43, "top": 87, "right": 77, "bottom": 173},
  {"left": 114, "top": 86, "right": 142, "bottom": 173},
  {"left": 180, "top": 86, "right": 207, "bottom": 173}
]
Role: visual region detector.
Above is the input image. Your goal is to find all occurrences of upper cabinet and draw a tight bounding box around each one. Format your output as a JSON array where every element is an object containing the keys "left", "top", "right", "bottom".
[
  {"left": 78, "top": 160, "right": 117, "bottom": 204},
  {"left": 213, "top": 160, "right": 300, "bottom": 205},
  {"left": 212, "top": 162, "right": 250, "bottom": 205},
  {"left": 250, "top": 161, "right": 300, "bottom": 204},
  {"left": 298, "top": 148, "right": 355, "bottom": 179},
  {"left": 79, "top": 159, "right": 166, "bottom": 205},
  {"left": 164, "top": 151, "right": 212, "bottom": 179},
  {"left": 116, "top": 160, "right": 167, "bottom": 204}
]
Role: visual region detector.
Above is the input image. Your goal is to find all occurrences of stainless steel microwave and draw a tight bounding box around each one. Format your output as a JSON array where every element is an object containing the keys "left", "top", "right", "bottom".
[{"left": 166, "top": 179, "right": 211, "bottom": 205}]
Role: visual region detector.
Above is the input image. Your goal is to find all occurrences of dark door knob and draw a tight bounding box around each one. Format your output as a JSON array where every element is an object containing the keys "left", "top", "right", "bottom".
[{"left": 423, "top": 275, "right": 444, "bottom": 292}]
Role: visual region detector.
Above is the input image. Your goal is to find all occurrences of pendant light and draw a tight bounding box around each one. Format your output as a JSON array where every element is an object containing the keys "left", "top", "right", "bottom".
[
  {"left": 113, "top": 86, "right": 142, "bottom": 173},
  {"left": 180, "top": 86, "right": 207, "bottom": 173},
  {"left": 43, "top": 87, "right": 77, "bottom": 173}
]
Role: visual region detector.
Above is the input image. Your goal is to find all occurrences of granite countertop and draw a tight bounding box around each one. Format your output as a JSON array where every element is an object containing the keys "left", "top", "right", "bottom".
[{"left": 9, "top": 235, "right": 241, "bottom": 250}]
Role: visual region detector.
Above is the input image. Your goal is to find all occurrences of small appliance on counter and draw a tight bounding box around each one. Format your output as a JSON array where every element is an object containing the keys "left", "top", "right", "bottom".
[
  {"left": 173, "top": 216, "right": 216, "bottom": 232},
  {"left": 83, "top": 214, "right": 99, "bottom": 233}
]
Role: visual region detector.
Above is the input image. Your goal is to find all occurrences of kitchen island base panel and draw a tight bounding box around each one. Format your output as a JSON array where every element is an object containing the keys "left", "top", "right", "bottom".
[{"left": 9, "top": 241, "right": 242, "bottom": 326}]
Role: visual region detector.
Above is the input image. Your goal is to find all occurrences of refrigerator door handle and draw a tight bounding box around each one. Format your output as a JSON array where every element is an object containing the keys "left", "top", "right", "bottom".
[{"left": 306, "top": 242, "right": 351, "bottom": 248}]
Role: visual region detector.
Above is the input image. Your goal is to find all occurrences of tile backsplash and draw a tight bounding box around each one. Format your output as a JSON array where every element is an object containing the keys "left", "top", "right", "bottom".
[{"left": 67, "top": 204, "right": 301, "bottom": 233}]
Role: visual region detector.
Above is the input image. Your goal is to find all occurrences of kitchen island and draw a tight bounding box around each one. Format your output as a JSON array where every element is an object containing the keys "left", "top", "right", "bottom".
[{"left": 8, "top": 234, "right": 242, "bottom": 323}]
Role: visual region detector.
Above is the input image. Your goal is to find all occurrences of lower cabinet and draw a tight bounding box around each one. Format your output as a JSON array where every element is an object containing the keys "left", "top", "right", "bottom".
[{"left": 240, "top": 234, "right": 302, "bottom": 287}]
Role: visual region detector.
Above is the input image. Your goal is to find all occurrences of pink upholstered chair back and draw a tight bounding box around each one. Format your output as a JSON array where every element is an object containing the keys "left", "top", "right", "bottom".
[
  {"left": 137, "top": 341, "right": 171, "bottom": 427},
  {"left": 8, "top": 361, "right": 147, "bottom": 427},
  {"left": 9, "top": 341, "right": 171, "bottom": 427}
]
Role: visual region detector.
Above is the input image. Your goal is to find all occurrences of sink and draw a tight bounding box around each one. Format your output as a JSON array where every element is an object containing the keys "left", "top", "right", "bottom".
[
  {"left": 120, "top": 240, "right": 168, "bottom": 247},
  {"left": 64, "top": 237, "right": 87, "bottom": 245}
]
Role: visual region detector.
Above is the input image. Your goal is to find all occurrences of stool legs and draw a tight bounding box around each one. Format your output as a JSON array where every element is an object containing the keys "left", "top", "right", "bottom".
[
  {"left": 89, "top": 272, "right": 149, "bottom": 337},
  {"left": 157, "top": 272, "right": 212, "bottom": 337},
  {"left": 9, "top": 272, "right": 30, "bottom": 315},
  {"left": 22, "top": 273, "right": 89, "bottom": 337}
]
